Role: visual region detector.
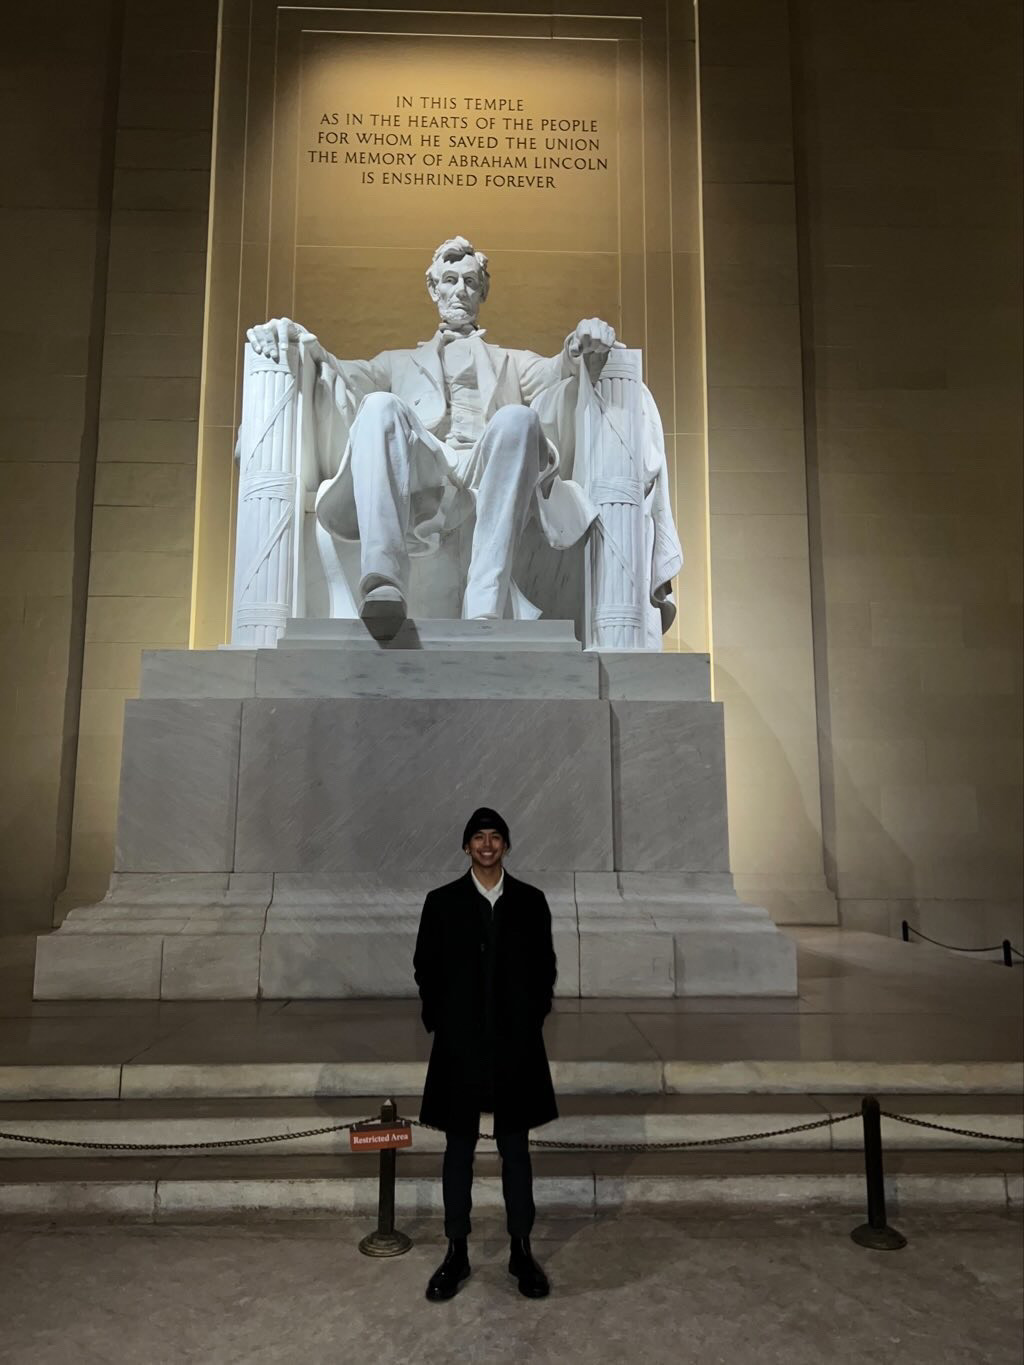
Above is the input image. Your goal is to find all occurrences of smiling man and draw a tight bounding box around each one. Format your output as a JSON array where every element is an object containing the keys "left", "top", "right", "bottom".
[{"left": 413, "top": 807, "right": 558, "bottom": 1302}]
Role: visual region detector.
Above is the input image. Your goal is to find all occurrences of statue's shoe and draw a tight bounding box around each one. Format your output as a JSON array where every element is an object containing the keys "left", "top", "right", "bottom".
[
  {"left": 425, "top": 1243, "right": 471, "bottom": 1302},
  {"left": 508, "top": 1237, "right": 550, "bottom": 1298},
  {"left": 359, "top": 584, "right": 406, "bottom": 635}
]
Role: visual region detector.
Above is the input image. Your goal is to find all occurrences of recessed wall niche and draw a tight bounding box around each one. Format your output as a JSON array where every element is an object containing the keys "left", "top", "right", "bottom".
[{"left": 190, "top": 0, "right": 709, "bottom": 657}]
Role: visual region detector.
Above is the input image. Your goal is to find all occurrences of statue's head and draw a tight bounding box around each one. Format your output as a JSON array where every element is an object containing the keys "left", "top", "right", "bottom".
[{"left": 425, "top": 236, "right": 490, "bottom": 331}]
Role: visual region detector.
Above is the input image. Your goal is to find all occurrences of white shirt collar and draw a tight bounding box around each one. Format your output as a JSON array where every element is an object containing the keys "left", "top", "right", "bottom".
[{"left": 471, "top": 868, "right": 504, "bottom": 907}]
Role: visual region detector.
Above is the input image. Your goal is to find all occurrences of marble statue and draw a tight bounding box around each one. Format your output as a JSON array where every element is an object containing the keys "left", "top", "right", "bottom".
[{"left": 234, "top": 236, "right": 683, "bottom": 648}]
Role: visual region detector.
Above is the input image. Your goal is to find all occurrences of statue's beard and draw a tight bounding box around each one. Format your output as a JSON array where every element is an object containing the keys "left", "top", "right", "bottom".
[{"left": 438, "top": 301, "right": 478, "bottom": 332}]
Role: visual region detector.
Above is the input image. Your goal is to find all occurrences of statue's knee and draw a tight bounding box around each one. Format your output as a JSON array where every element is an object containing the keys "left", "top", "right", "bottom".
[
  {"left": 489, "top": 404, "right": 541, "bottom": 442},
  {"left": 355, "top": 391, "right": 403, "bottom": 428}
]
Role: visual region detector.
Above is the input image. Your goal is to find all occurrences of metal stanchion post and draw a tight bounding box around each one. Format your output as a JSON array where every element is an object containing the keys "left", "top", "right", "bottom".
[
  {"left": 850, "top": 1095, "right": 907, "bottom": 1250},
  {"left": 358, "top": 1099, "right": 413, "bottom": 1257},
  {"left": 1001, "top": 940, "right": 1013, "bottom": 968},
  {"left": 901, "top": 920, "right": 910, "bottom": 942}
]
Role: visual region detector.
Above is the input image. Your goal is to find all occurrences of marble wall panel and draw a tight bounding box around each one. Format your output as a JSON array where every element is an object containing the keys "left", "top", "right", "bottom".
[
  {"left": 33, "top": 933, "right": 163, "bottom": 1000},
  {"left": 611, "top": 700, "right": 729, "bottom": 873},
  {"left": 115, "top": 699, "right": 242, "bottom": 872},
  {"left": 674, "top": 927, "right": 797, "bottom": 996},
  {"left": 140, "top": 648, "right": 257, "bottom": 698},
  {"left": 260, "top": 928, "right": 419, "bottom": 999},
  {"left": 597, "top": 653, "right": 711, "bottom": 701},
  {"left": 235, "top": 698, "right": 613, "bottom": 873},
  {"left": 254, "top": 648, "right": 598, "bottom": 701},
  {"left": 579, "top": 930, "right": 676, "bottom": 996},
  {"left": 162, "top": 934, "right": 261, "bottom": 998}
]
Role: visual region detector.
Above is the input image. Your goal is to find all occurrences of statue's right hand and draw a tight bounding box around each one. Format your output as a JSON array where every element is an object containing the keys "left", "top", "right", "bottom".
[{"left": 246, "top": 317, "right": 316, "bottom": 363}]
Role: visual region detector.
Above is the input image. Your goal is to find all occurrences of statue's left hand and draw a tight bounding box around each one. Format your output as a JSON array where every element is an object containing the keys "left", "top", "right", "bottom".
[
  {"left": 246, "top": 317, "right": 322, "bottom": 364},
  {"left": 568, "top": 317, "right": 622, "bottom": 359}
]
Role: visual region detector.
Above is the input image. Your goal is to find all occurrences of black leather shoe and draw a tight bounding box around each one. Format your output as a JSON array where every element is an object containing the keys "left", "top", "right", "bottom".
[
  {"left": 425, "top": 1239, "right": 471, "bottom": 1302},
  {"left": 508, "top": 1236, "right": 550, "bottom": 1298}
]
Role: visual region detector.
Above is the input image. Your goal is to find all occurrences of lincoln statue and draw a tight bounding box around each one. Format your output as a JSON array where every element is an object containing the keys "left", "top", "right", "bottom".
[{"left": 240, "top": 235, "right": 683, "bottom": 646}]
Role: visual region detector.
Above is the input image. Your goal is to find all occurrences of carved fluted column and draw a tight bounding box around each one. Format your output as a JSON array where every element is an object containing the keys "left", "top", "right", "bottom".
[
  {"left": 231, "top": 343, "right": 305, "bottom": 646},
  {"left": 584, "top": 349, "right": 647, "bottom": 650}
]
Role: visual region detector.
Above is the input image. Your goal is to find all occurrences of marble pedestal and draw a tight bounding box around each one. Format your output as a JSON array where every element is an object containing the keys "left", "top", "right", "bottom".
[{"left": 34, "top": 622, "right": 797, "bottom": 999}]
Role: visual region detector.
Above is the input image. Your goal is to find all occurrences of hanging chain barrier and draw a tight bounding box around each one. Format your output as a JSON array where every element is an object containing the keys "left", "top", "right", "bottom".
[
  {"left": 3, "top": 1095, "right": 1022, "bottom": 1260},
  {"left": 412, "top": 1114, "right": 861, "bottom": 1149},
  {"left": 0, "top": 1118, "right": 380, "bottom": 1153},
  {"left": 901, "top": 920, "right": 1023, "bottom": 966},
  {"left": 878, "top": 1111, "right": 1024, "bottom": 1146},
  {"left": 1, "top": 1107, "right": 1021, "bottom": 1153},
  {"left": 415, "top": 1112, "right": 1024, "bottom": 1148}
]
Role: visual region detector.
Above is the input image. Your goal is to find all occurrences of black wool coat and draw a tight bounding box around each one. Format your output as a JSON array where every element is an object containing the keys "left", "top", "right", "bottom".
[{"left": 413, "top": 870, "right": 558, "bottom": 1138}]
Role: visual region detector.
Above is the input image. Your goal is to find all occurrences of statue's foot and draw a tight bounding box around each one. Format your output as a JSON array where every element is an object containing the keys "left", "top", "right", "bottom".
[{"left": 360, "top": 583, "right": 407, "bottom": 637}]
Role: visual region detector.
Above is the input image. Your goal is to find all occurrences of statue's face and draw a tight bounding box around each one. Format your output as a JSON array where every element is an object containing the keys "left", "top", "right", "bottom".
[{"left": 428, "top": 254, "right": 486, "bottom": 331}]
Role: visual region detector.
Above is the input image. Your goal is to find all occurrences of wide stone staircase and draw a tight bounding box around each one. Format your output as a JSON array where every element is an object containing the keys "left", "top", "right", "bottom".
[
  {"left": 1, "top": 1065, "right": 1021, "bottom": 1221},
  {"left": 3, "top": 929, "right": 1021, "bottom": 1221}
]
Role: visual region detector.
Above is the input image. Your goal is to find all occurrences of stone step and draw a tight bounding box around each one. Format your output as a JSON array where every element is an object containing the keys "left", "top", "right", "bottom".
[
  {"left": 1, "top": 1058, "right": 1021, "bottom": 1102},
  {"left": 0, "top": 1094, "right": 1019, "bottom": 1158},
  {"left": 276, "top": 617, "right": 584, "bottom": 652},
  {"left": 0, "top": 1149, "right": 1019, "bottom": 1220}
]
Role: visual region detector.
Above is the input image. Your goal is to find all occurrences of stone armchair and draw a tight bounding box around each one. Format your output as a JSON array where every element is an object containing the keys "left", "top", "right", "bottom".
[{"left": 230, "top": 337, "right": 666, "bottom": 650}]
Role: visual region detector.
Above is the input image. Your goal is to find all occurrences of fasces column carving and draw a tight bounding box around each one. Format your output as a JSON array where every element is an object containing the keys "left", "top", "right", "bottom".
[
  {"left": 582, "top": 349, "right": 648, "bottom": 650},
  {"left": 231, "top": 343, "right": 312, "bottom": 646}
]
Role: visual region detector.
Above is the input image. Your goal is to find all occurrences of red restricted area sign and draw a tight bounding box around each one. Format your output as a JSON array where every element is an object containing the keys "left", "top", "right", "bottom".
[{"left": 349, "top": 1119, "right": 413, "bottom": 1152}]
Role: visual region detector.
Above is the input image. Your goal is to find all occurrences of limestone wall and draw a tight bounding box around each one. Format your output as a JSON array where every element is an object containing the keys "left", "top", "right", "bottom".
[
  {"left": 0, "top": 3, "right": 119, "bottom": 930},
  {"left": 0, "top": 0, "right": 217, "bottom": 931},
  {"left": 793, "top": 0, "right": 1023, "bottom": 942},
  {"left": 59, "top": 0, "right": 217, "bottom": 919},
  {"left": 697, "top": 0, "right": 837, "bottom": 925},
  {"left": 696, "top": 0, "right": 1022, "bottom": 941}
]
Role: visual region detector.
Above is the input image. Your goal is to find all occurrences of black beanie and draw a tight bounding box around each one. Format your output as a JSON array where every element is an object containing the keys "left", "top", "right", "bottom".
[{"left": 462, "top": 807, "right": 511, "bottom": 850}]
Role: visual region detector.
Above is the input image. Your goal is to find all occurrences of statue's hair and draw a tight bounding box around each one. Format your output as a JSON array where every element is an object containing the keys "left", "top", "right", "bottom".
[{"left": 425, "top": 236, "right": 490, "bottom": 299}]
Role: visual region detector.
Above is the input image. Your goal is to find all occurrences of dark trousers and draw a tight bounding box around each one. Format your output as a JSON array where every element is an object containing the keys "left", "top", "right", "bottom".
[{"left": 442, "top": 1125, "right": 535, "bottom": 1239}]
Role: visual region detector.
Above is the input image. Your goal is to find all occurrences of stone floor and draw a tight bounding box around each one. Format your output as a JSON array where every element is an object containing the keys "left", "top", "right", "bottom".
[
  {"left": 1, "top": 929, "right": 1021, "bottom": 1070},
  {"left": 1, "top": 931, "right": 1020, "bottom": 1358},
  {"left": 0, "top": 1211, "right": 1021, "bottom": 1363}
]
